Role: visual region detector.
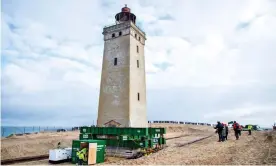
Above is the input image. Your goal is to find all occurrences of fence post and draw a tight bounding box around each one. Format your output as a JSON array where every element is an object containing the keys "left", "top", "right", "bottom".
[
  {"left": 2, "top": 128, "right": 4, "bottom": 137},
  {"left": 24, "top": 127, "right": 25, "bottom": 134}
]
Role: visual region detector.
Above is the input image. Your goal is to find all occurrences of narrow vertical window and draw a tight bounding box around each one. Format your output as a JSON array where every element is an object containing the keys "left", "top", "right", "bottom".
[
  {"left": 119, "top": 32, "right": 122, "bottom": 36},
  {"left": 137, "top": 60, "right": 139, "bottom": 68},
  {"left": 139, "top": 37, "right": 141, "bottom": 41},
  {"left": 137, "top": 93, "right": 140, "bottom": 101},
  {"left": 112, "top": 33, "right": 115, "bottom": 38},
  {"left": 136, "top": 45, "right": 139, "bottom": 53},
  {"left": 114, "top": 58, "right": 117, "bottom": 66},
  {"left": 135, "top": 34, "right": 137, "bottom": 38}
]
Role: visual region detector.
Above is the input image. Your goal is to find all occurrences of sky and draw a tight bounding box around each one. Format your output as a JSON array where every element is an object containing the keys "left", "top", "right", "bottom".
[{"left": 1, "top": 0, "right": 276, "bottom": 127}]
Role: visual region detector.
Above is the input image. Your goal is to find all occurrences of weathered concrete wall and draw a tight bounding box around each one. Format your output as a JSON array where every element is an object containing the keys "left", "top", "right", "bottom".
[
  {"left": 129, "top": 26, "right": 147, "bottom": 127},
  {"left": 97, "top": 21, "right": 147, "bottom": 127}
]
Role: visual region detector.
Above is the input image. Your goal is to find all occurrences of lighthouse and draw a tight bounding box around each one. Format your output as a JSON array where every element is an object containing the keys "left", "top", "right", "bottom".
[{"left": 97, "top": 5, "right": 147, "bottom": 127}]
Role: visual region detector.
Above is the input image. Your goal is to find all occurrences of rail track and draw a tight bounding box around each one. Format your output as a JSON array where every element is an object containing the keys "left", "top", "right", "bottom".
[
  {"left": 1, "top": 154, "right": 49, "bottom": 165},
  {"left": 177, "top": 134, "right": 214, "bottom": 147},
  {"left": 1, "top": 134, "right": 215, "bottom": 165},
  {"left": 166, "top": 134, "right": 190, "bottom": 140}
]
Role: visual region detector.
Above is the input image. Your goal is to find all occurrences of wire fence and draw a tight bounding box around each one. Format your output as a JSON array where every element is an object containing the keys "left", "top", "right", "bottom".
[
  {"left": 1, "top": 126, "right": 79, "bottom": 137},
  {"left": 1, "top": 121, "right": 215, "bottom": 137},
  {"left": 148, "top": 120, "right": 215, "bottom": 126}
]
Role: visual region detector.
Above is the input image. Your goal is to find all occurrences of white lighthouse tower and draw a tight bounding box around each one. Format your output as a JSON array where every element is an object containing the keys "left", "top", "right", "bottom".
[{"left": 97, "top": 5, "right": 147, "bottom": 128}]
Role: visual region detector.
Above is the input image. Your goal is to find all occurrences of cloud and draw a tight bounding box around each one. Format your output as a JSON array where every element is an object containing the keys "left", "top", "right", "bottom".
[
  {"left": 204, "top": 103, "right": 276, "bottom": 127},
  {"left": 1, "top": 0, "right": 276, "bottom": 127}
]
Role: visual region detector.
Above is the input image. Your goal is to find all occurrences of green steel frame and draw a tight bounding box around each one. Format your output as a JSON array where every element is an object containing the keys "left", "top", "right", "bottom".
[
  {"left": 78, "top": 127, "right": 166, "bottom": 149},
  {"left": 80, "top": 127, "right": 166, "bottom": 135}
]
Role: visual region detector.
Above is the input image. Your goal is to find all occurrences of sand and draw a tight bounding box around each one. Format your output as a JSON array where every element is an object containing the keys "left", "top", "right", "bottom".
[
  {"left": 1, "top": 131, "right": 79, "bottom": 160},
  {"left": 108, "top": 131, "right": 276, "bottom": 165},
  {"left": 1, "top": 124, "right": 210, "bottom": 161},
  {"left": 3, "top": 124, "right": 274, "bottom": 165}
]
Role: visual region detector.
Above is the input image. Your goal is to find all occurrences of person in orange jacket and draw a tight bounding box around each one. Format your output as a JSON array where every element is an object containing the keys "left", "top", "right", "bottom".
[{"left": 233, "top": 121, "right": 241, "bottom": 140}]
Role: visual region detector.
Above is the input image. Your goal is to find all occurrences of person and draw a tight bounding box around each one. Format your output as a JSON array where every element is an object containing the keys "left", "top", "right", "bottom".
[
  {"left": 233, "top": 121, "right": 240, "bottom": 140},
  {"left": 214, "top": 121, "right": 223, "bottom": 142},
  {"left": 248, "top": 125, "right": 252, "bottom": 135},
  {"left": 76, "top": 147, "right": 88, "bottom": 165},
  {"left": 221, "top": 123, "right": 226, "bottom": 142},
  {"left": 225, "top": 124, "right": 229, "bottom": 140},
  {"left": 238, "top": 124, "right": 242, "bottom": 136}
]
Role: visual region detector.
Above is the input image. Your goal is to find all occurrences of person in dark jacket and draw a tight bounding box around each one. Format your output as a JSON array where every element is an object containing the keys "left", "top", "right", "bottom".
[
  {"left": 214, "top": 121, "right": 223, "bottom": 142},
  {"left": 238, "top": 125, "right": 242, "bottom": 136},
  {"left": 221, "top": 123, "right": 226, "bottom": 142},
  {"left": 225, "top": 124, "right": 229, "bottom": 140}
]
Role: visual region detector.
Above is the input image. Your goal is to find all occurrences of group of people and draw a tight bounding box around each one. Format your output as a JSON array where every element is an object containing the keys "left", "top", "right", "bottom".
[
  {"left": 215, "top": 121, "right": 245, "bottom": 142},
  {"left": 215, "top": 121, "right": 255, "bottom": 142},
  {"left": 214, "top": 121, "right": 229, "bottom": 142}
]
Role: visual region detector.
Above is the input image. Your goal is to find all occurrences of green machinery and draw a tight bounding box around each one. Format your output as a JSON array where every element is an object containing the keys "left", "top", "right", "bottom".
[
  {"left": 79, "top": 127, "right": 166, "bottom": 151},
  {"left": 72, "top": 126, "right": 166, "bottom": 163}
]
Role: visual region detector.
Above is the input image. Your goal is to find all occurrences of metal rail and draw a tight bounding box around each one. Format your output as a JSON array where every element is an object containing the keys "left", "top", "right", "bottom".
[
  {"left": 177, "top": 134, "right": 215, "bottom": 147},
  {"left": 166, "top": 134, "right": 189, "bottom": 140},
  {"left": 1, "top": 155, "right": 49, "bottom": 165}
]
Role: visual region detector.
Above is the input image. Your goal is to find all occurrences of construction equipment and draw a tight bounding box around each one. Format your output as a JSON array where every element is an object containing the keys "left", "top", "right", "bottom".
[
  {"left": 49, "top": 148, "right": 72, "bottom": 164},
  {"left": 72, "top": 126, "right": 166, "bottom": 163}
]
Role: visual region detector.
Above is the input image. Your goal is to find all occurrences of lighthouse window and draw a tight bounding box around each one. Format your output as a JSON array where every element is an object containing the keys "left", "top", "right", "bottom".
[
  {"left": 119, "top": 31, "right": 122, "bottom": 36},
  {"left": 114, "top": 58, "right": 117, "bottom": 66},
  {"left": 137, "top": 60, "right": 139, "bottom": 68},
  {"left": 112, "top": 33, "right": 115, "bottom": 38},
  {"left": 139, "top": 37, "right": 141, "bottom": 41},
  {"left": 137, "top": 93, "right": 140, "bottom": 101},
  {"left": 137, "top": 45, "right": 139, "bottom": 53},
  {"left": 135, "top": 34, "right": 137, "bottom": 38}
]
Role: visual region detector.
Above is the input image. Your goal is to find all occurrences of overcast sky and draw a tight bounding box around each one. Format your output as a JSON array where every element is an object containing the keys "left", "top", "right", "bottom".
[{"left": 1, "top": 0, "right": 276, "bottom": 127}]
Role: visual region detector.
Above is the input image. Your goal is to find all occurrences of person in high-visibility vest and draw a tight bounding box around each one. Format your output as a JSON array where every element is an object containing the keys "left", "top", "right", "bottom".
[
  {"left": 76, "top": 148, "right": 88, "bottom": 165},
  {"left": 248, "top": 125, "right": 253, "bottom": 135}
]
